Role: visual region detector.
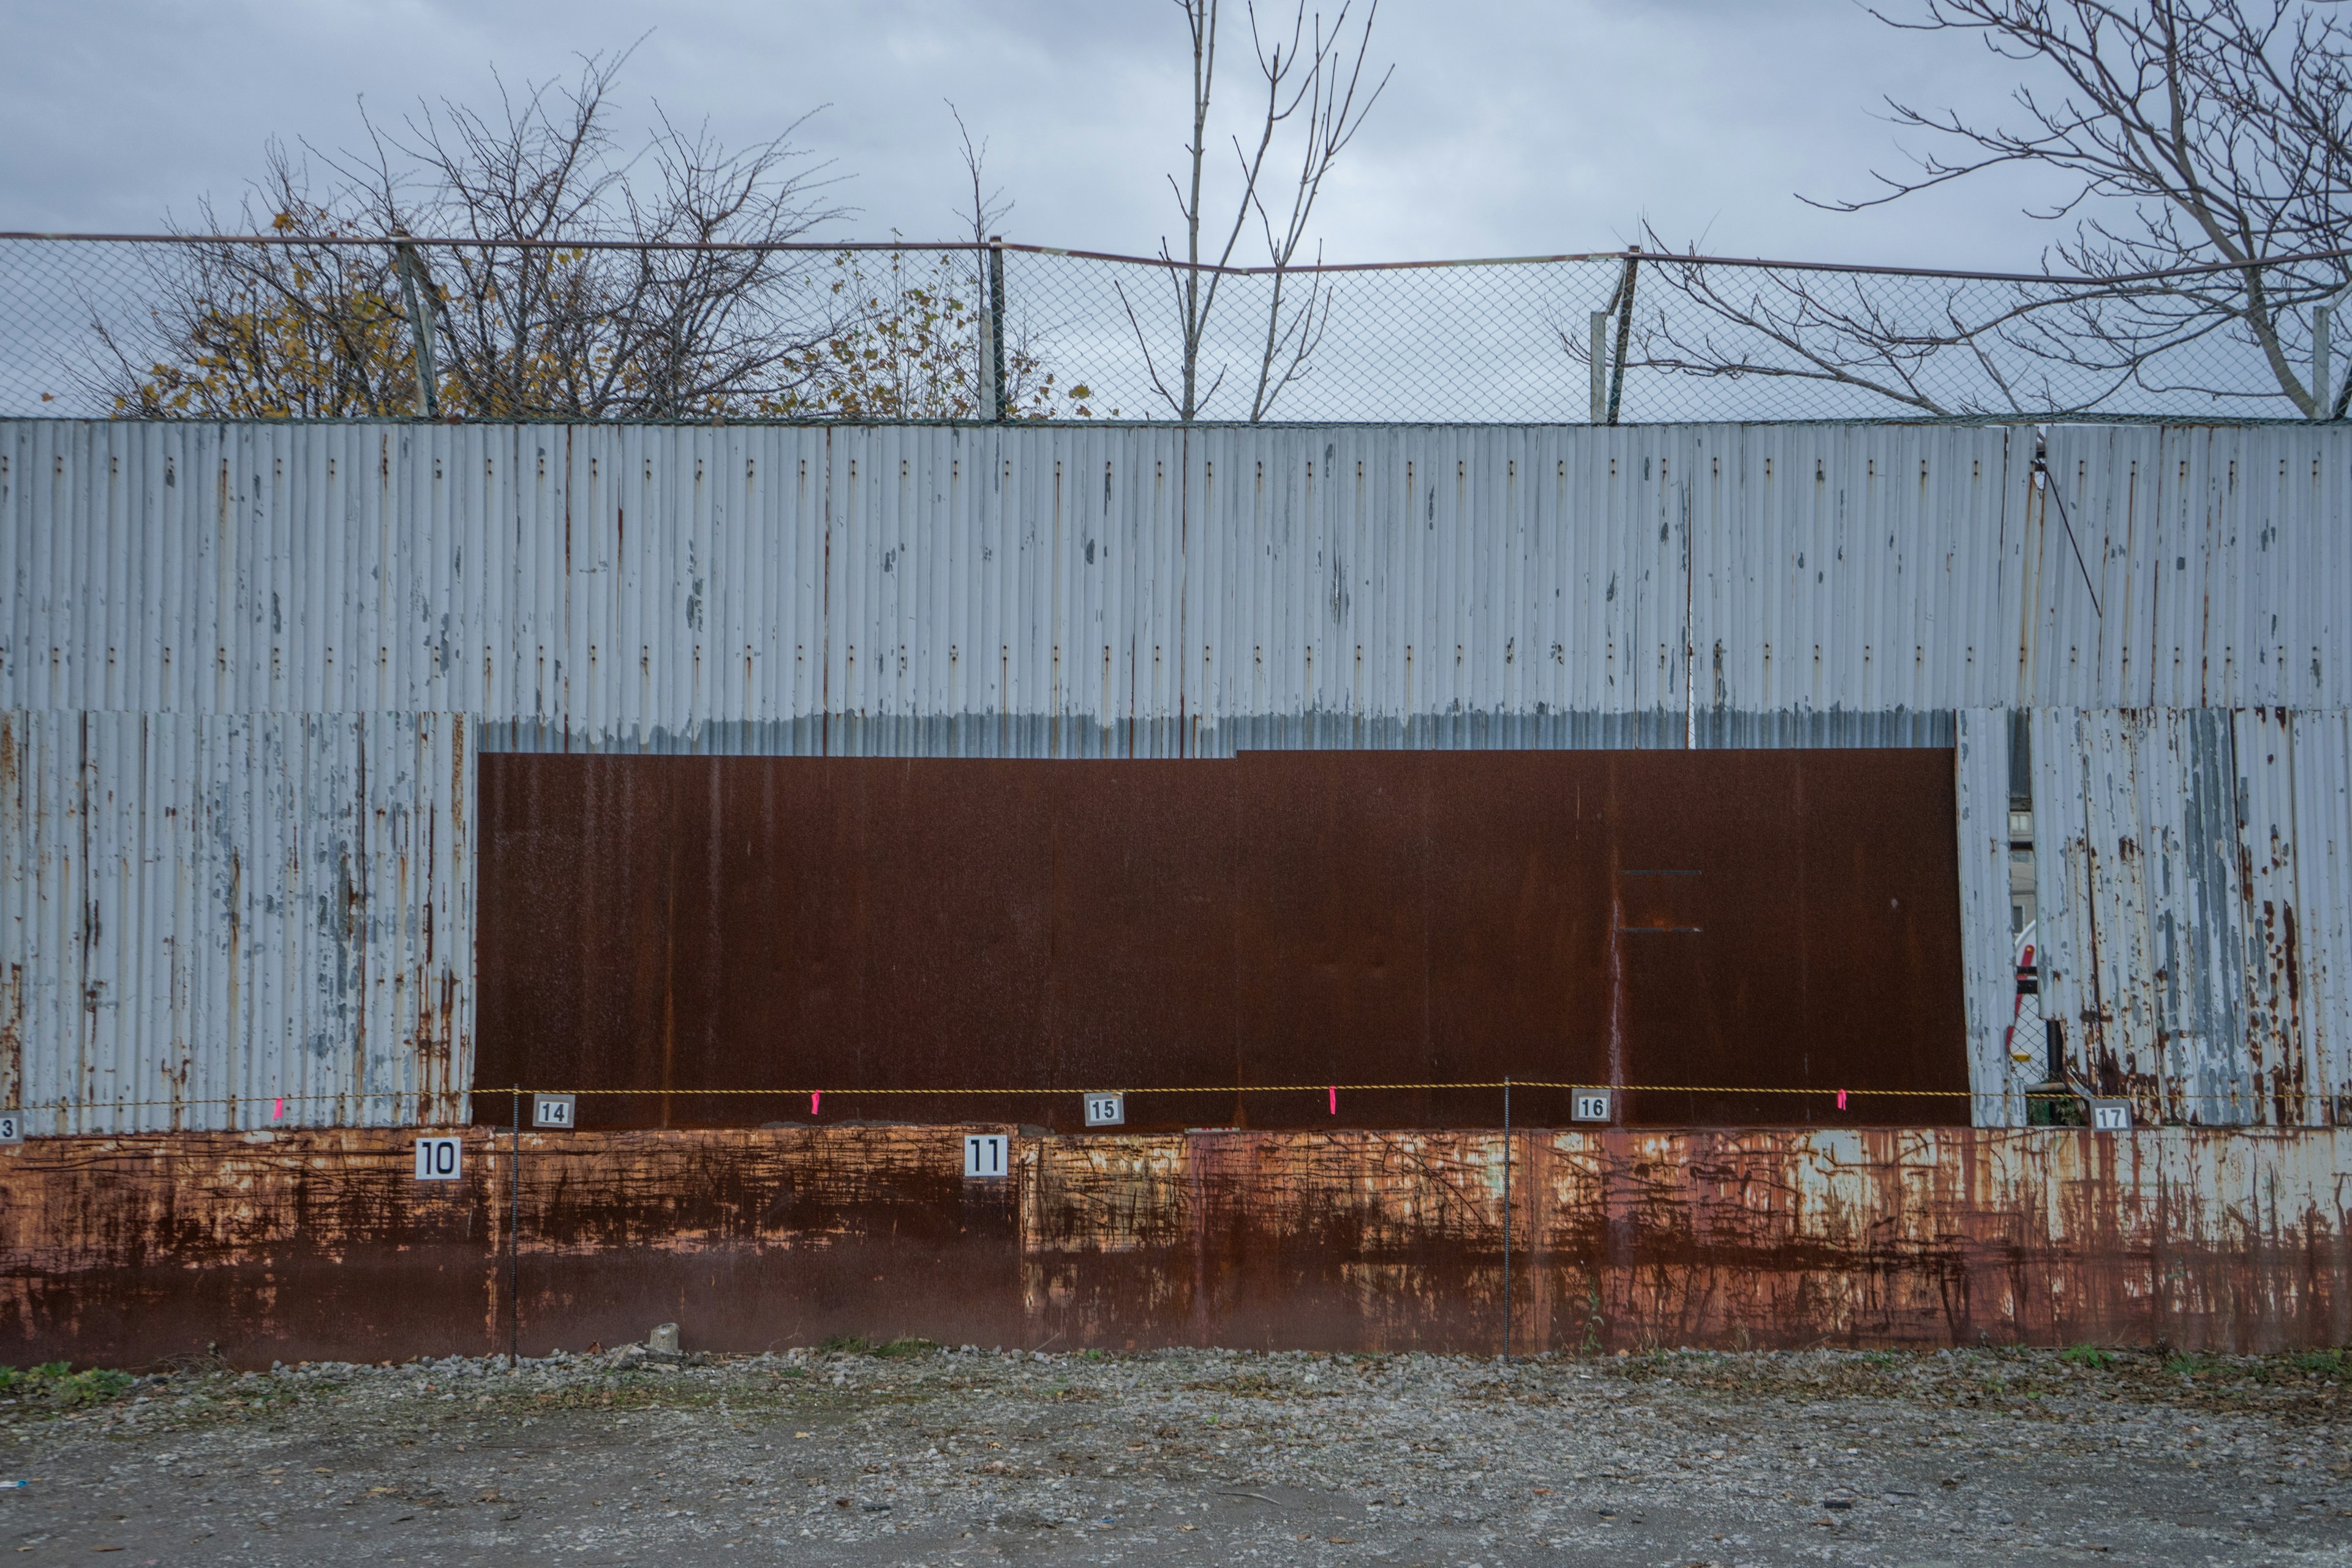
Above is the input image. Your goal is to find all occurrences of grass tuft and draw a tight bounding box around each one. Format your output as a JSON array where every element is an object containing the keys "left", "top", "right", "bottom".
[{"left": 0, "top": 1362, "right": 135, "bottom": 1411}]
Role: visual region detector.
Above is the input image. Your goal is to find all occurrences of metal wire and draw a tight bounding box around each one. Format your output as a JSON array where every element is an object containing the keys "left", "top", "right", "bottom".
[{"left": 4, "top": 233, "right": 2345, "bottom": 423}]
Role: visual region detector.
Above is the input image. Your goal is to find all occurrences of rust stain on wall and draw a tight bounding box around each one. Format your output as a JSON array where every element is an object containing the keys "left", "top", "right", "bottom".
[{"left": 1, "top": 1126, "right": 2343, "bottom": 1366}]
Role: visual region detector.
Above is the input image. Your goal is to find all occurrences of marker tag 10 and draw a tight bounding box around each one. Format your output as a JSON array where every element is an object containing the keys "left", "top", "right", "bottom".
[{"left": 414, "top": 1136, "right": 463, "bottom": 1180}]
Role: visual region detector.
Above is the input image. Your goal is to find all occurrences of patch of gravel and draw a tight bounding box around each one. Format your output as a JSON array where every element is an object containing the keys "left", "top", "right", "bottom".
[{"left": 4, "top": 1344, "right": 2347, "bottom": 1565}]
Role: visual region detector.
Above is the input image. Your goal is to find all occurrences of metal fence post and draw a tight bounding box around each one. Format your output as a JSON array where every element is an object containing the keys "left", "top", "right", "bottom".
[
  {"left": 1589, "top": 312, "right": 1608, "bottom": 424},
  {"left": 987, "top": 238, "right": 1009, "bottom": 423},
  {"left": 508, "top": 1085, "right": 521, "bottom": 1368},
  {"left": 1607, "top": 247, "right": 1639, "bottom": 427},
  {"left": 2315, "top": 304, "right": 2332, "bottom": 422},
  {"left": 393, "top": 239, "right": 439, "bottom": 420},
  {"left": 1501, "top": 1077, "right": 1512, "bottom": 1361}
]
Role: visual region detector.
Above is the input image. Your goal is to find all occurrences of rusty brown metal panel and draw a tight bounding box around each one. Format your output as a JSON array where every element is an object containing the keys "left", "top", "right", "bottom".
[
  {"left": 1231, "top": 753, "right": 1442, "bottom": 1128},
  {"left": 477, "top": 750, "right": 1966, "bottom": 1129},
  {"left": 478, "top": 757, "right": 1242, "bottom": 1131},
  {"left": 1, "top": 1126, "right": 2345, "bottom": 1365}
]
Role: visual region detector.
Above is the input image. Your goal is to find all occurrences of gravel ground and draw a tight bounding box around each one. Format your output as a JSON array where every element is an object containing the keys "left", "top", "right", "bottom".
[{"left": 3, "top": 1341, "right": 2347, "bottom": 1566}]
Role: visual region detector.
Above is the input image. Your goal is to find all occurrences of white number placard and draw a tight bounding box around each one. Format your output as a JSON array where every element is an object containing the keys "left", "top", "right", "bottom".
[
  {"left": 413, "top": 1136, "right": 464, "bottom": 1180},
  {"left": 963, "top": 1133, "right": 1008, "bottom": 1179},
  {"left": 1572, "top": 1090, "right": 1613, "bottom": 1124},
  {"left": 2089, "top": 1099, "right": 2133, "bottom": 1132},
  {"left": 0, "top": 1112, "right": 22, "bottom": 1145},
  {"left": 533, "top": 1094, "right": 576, "bottom": 1129},
  {"left": 1083, "top": 1093, "right": 1125, "bottom": 1128}
]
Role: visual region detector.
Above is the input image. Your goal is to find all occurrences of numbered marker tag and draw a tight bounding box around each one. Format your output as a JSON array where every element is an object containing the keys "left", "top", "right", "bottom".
[
  {"left": 1572, "top": 1090, "right": 1613, "bottom": 1124},
  {"left": 532, "top": 1094, "right": 576, "bottom": 1129},
  {"left": 413, "top": 1136, "right": 464, "bottom": 1181},
  {"left": 963, "top": 1133, "right": 1008, "bottom": 1180},
  {"left": 0, "top": 1112, "right": 22, "bottom": 1145},
  {"left": 2089, "top": 1099, "right": 2133, "bottom": 1132},
  {"left": 1083, "top": 1092, "right": 1125, "bottom": 1128}
]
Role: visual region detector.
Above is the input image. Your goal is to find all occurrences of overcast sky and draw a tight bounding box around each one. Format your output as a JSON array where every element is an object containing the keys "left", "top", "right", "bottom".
[{"left": 4, "top": 0, "right": 2092, "bottom": 270}]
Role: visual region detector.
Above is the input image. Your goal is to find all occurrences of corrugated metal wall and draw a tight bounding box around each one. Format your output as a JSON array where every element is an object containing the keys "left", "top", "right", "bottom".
[
  {"left": 2029, "top": 706, "right": 2352, "bottom": 1126},
  {"left": 1, "top": 421, "right": 2024, "bottom": 748},
  {"left": 3, "top": 418, "right": 2349, "bottom": 1130},
  {"left": 0, "top": 709, "right": 471, "bottom": 1131}
]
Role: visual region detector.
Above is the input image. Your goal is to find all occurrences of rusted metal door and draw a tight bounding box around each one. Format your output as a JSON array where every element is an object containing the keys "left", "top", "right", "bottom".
[{"left": 475, "top": 750, "right": 1967, "bottom": 1128}]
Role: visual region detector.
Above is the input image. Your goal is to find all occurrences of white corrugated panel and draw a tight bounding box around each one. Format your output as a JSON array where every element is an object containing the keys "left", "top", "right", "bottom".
[
  {"left": 1184, "top": 426, "right": 1692, "bottom": 753},
  {"left": 2032, "top": 706, "right": 2313, "bottom": 1125},
  {"left": 1692, "top": 425, "right": 2026, "bottom": 729},
  {"left": 2236, "top": 707, "right": 2310, "bottom": 1121},
  {"left": 1955, "top": 708, "right": 2027, "bottom": 1125},
  {"left": 822, "top": 424, "right": 1190, "bottom": 758},
  {"left": 2027, "top": 428, "right": 2162, "bottom": 708},
  {"left": 2236, "top": 707, "right": 2352, "bottom": 1126},
  {"left": 2035, "top": 426, "right": 2352, "bottom": 708},
  {"left": 9, "top": 419, "right": 2351, "bottom": 739},
  {"left": 2290, "top": 710, "right": 2352, "bottom": 1123},
  {"left": 0, "top": 709, "right": 470, "bottom": 1131}
]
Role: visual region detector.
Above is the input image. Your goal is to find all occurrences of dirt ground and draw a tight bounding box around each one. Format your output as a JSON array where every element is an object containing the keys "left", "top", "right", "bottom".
[{"left": 2, "top": 1341, "right": 2346, "bottom": 1567}]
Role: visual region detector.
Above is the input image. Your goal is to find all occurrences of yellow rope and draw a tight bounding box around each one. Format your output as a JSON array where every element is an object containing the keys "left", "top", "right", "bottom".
[{"left": 2, "top": 1081, "right": 2250, "bottom": 1114}]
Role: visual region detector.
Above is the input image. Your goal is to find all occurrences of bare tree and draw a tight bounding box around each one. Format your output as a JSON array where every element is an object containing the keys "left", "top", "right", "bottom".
[
  {"left": 97, "top": 47, "right": 848, "bottom": 418},
  {"left": 761, "top": 113, "right": 1102, "bottom": 421},
  {"left": 91, "top": 162, "right": 422, "bottom": 418},
  {"left": 1122, "top": 0, "right": 1390, "bottom": 420},
  {"left": 949, "top": 101, "right": 1013, "bottom": 414},
  {"left": 1634, "top": 1, "right": 2352, "bottom": 418}
]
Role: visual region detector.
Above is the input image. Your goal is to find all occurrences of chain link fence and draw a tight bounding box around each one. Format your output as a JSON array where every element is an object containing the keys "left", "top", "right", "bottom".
[{"left": 2, "top": 233, "right": 2346, "bottom": 423}]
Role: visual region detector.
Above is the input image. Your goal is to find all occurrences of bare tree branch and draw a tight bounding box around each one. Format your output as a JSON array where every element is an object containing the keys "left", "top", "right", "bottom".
[
  {"left": 1131, "top": 0, "right": 1390, "bottom": 420},
  {"left": 1644, "top": 1, "right": 2352, "bottom": 417},
  {"left": 97, "top": 46, "right": 851, "bottom": 419}
]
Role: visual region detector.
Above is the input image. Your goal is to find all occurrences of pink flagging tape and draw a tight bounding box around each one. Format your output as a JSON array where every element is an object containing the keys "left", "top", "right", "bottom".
[
  {"left": 1836, "top": 1089, "right": 1847, "bottom": 1110},
  {"left": 273, "top": 1097, "right": 284, "bottom": 1120},
  {"left": 811, "top": 1090, "right": 821, "bottom": 1117},
  {"left": 1328, "top": 1085, "right": 1337, "bottom": 1115}
]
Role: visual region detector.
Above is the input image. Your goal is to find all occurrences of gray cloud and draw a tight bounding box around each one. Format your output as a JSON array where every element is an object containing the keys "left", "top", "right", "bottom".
[{"left": 3, "top": 0, "right": 2106, "bottom": 268}]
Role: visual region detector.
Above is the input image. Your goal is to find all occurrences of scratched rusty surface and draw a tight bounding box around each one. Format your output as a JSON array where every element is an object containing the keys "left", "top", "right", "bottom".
[
  {"left": 0, "top": 710, "right": 475, "bottom": 1134},
  {"left": 2032, "top": 707, "right": 2352, "bottom": 1126},
  {"left": 474, "top": 749, "right": 1969, "bottom": 1130},
  {"left": 3, "top": 1125, "right": 2343, "bottom": 1366}
]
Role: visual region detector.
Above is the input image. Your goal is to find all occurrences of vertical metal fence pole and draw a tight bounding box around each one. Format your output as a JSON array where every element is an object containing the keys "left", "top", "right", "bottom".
[
  {"left": 1501, "top": 1077, "right": 1512, "bottom": 1362},
  {"left": 393, "top": 240, "right": 439, "bottom": 420},
  {"left": 508, "top": 1086, "right": 521, "bottom": 1368},
  {"left": 1588, "top": 312, "right": 1608, "bottom": 424},
  {"left": 987, "top": 238, "right": 1009, "bottom": 423},
  {"left": 1607, "top": 247, "right": 1640, "bottom": 427},
  {"left": 2316, "top": 302, "right": 2335, "bottom": 422}
]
